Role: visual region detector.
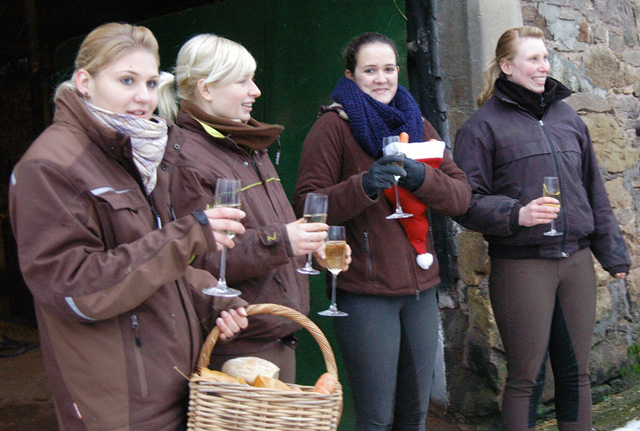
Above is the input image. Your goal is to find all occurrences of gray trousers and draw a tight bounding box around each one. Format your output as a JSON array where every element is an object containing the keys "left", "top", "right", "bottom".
[{"left": 333, "top": 287, "right": 439, "bottom": 431}]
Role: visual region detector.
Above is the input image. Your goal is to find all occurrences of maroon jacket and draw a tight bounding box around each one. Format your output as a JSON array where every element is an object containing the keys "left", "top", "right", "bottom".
[
  {"left": 9, "top": 90, "right": 243, "bottom": 431},
  {"left": 294, "top": 106, "right": 471, "bottom": 297}
]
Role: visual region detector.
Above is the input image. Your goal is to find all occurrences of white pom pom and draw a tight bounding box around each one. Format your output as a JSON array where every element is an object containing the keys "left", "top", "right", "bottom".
[{"left": 416, "top": 253, "right": 434, "bottom": 270}]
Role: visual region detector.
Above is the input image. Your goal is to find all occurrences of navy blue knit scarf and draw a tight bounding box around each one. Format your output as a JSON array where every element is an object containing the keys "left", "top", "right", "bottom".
[{"left": 331, "top": 77, "right": 424, "bottom": 157}]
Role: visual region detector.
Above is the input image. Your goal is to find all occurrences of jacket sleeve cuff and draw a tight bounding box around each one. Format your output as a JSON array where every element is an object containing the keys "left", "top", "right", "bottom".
[
  {"left": 509, "top": 202, "right": 523, "bottom": 233},
  {"left": 212, "top": 296, "right": 249, "bottom": 312},
  {"left": 606, "top": 264, "right": 629, "bottom": 278},
  {"left": 359, "top": 172, "right": 379, "bottom": 201},
  {"left": 192, "top": 209, "right": 209, "bottom": 225},
  {"left": 191, "top": 209, "right": 218, "bottom": 253},
  {"left": 281, "top": 224, "right": 296, "bottom": 258}
]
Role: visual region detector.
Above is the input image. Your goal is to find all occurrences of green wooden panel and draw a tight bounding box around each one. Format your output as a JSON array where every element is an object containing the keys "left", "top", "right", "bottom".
[{"left": 55, "top": 2, "right": 407, "bottom": 429}]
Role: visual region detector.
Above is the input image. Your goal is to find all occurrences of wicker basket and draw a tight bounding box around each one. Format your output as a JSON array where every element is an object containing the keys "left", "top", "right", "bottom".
[{"left": 187, "top": 303, "right": 343, "bottom": 430}]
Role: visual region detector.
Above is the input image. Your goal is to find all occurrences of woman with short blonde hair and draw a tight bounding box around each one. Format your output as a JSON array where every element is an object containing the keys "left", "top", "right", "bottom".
[{"left": 160, "top": 33, "right": 331, "bottom": 382}]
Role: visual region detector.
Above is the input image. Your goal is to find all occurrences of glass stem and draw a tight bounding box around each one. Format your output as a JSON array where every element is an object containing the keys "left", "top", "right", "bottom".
[
  {"left": 218, "top": 245, "right": 228, "bottom": 287},
  {"left": 305, "top": 252, "right": 313, "bottom": 267},
  {"left": 330, "top": 274, "right": 338, "bottom": 310},
  {"left": 394, "top": 182, "right": 402, "bottom": 213}
]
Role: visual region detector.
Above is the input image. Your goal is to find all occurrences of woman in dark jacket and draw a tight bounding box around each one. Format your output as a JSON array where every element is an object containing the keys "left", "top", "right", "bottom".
[
  {"left": 9, "top": 23, "right": 248, "bottom": 431},
  {"left": 294, "top": 32, "right": 470, "bottom": 430},
  {"left": 158, "top": 34, "right": 334, "bottom": 383},
  {"left": 453, "top": 26, "right": 630, "bottom": 430}
]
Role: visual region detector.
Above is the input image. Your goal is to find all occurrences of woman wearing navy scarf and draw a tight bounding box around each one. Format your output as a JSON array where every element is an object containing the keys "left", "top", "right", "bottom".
[{"left": 294, "top": 32, "right": 470, "bottom": 430}]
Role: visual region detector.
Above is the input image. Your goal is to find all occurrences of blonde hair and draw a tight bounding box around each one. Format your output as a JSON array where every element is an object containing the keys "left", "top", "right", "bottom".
[
  {"left": 158, "top": 34, "right": 257, "bottom": 120},
  {"left": 477, "top": 26, "right": 544, "bottom": 106},
  {"left": 54, "top": 23, "right": 162, "bottom": 103}
]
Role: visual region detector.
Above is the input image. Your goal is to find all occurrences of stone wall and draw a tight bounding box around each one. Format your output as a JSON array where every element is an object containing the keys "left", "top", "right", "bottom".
[{"left": 439, "top": 0, "right": 640, "bottom": 425}]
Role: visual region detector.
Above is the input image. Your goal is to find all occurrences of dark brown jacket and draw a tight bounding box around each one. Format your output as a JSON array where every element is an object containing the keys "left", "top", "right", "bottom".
[
  {"left": 170, "top": 102, "right": 308, "bottom": 356},
  {"left": 453, "top": 78, "right": 630, "bottom": 276},
  {"left": 294, "top": 106, "right": 471, "bottom": 297},
  {"left": 9, "top": 90, "right": 241, "bottom": 431}
]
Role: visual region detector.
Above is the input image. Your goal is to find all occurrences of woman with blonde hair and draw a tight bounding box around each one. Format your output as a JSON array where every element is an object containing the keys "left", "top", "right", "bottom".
[
  {"left": 158, "top": 34, "right": 332, "bottom": 382},
  {"left": 10, "top": 23, "right": 248, "bottom": 431},
  {"left": 453, "top": 26, "right": 629, "bottom": 429}
]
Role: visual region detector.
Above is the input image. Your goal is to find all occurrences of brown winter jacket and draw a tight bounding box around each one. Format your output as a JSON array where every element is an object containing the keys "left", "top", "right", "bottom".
[
  {"left": 9, "top": 90, "right": 243, "bottom": 431},
  {"left": 453, "top": 77, "right": 631, "bottom": 276},
  {"left": 294, "top": 106, "right": 471, "bottom": 297},
  {"left": 170, "top": 102, "right": 308, "bottom": 356}
]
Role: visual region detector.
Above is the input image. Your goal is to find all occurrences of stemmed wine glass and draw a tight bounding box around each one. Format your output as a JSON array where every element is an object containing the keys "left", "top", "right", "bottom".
[
  {"left": 297, "top": 193, "right": 328, "bottom": 275},
  {"left": 382, "top": 136, "right": 412, "bottom": 219},
  {"left": 318, "top": 226, "right": 348, "bottom": 317},
  {"left": 202, "top": 178, "right": 242, "bottom": 297},
  {"left": 542, "top": 176, "right": 563, "bottom": 237}
]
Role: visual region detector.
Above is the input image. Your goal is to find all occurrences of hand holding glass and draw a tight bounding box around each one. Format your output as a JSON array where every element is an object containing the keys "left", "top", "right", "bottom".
[
  {"left": 297, "top": 193, "right": 328, "bottom": 275},
  {"left": 318, "top": 226, "right": 348, "bottom": 317},
  {"left": 542, "top": 176, "right": 562, "bottom": 237},
  {"left": 202, "top": 178, "right": 242, "bottom": 297},
  {"left": 382, "top": 136, "right": 412, "bottom": 219}
]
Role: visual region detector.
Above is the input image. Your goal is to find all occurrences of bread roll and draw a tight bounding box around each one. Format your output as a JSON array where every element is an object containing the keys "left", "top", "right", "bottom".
[
  {"left": 199, "top": 368, "right": 244, "bottom": 384},
  {"left": 221, "top": 356, "right": 280, "bottom": 385},
  {"left": 313, "top": 373, "right": 338, "bottom": 394},
  {"left": 252, "top": 375, "right": 293, "bottom": 391}
]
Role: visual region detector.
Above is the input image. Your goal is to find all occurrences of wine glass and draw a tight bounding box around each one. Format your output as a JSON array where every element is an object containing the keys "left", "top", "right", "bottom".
[
  {"left": 542, "top": 176, "right": 563, "bottom": 237},
  {"left": 318, "top": 226, "right": 348, "bottom": 317},
  {"left": 297, "top": 193, "right": 328, "bottom": 275},
  {"left": 382, "top": 136, "right": 413, "bottom": 219},
  {"left": 202, "top": 178, "right": 242, "bottom": 297}
]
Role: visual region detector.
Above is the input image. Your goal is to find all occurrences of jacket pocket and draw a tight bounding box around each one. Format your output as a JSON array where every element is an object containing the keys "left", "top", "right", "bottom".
[
  {"left": 88, "top": 187, "right": 148, "bottom": 248},
  {"left": 130, "top": 314, "right": 149, "bottom": 399},
  {"left": 274, "top": 273, "right": 288, "bottom": 292}
]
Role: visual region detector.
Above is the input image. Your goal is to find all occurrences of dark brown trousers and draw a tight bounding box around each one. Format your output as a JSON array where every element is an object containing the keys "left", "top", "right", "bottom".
[{"left": 490, "top": 248, "right": 596, "bottom": 431}]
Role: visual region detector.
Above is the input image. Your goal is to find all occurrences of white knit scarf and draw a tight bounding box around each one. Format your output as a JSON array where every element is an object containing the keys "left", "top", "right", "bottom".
[{"left": 85, "top": 101, "right": 168, "bottom": 194}]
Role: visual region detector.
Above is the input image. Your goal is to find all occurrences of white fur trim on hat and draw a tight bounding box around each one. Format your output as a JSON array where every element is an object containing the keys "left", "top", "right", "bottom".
[
  {"left": 384, "top": 140, "right": 446, "bottom": 161},
  {"left": 417, "top": 253, "right": 434, "bottom": 270}
]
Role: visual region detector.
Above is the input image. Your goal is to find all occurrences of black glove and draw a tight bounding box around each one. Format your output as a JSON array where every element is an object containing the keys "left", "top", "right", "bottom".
[
  {"left": 397, "top": 157, "right": 425, "bottom": 191},
  {"left": 362, "top": 155, "right": 406, "bottom": 198}
]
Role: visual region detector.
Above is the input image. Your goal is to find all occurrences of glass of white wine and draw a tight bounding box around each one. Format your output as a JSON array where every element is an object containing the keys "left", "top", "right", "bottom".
[
  {"left": 543, "top": 176, "right": 562, "bottom": 237},
  {"left": 318, "top": 225, "right": 348, "bottom": 317},
  {"left": 297, "top": 193, "right": 328, "bottom": 275},
  {"left": 202, "top": 178, "right": 242, "bottom": 297},
  {"left": 382, "top": 136, "right": 412, "bottom": 219}
]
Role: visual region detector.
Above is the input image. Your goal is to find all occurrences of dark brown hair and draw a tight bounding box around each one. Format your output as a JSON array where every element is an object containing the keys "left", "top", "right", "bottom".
[{"left": 343, "top": 32, "right": 398, "bottom": 74}]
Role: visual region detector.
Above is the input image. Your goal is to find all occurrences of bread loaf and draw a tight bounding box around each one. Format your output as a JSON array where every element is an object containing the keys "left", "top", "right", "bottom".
[{"left": 221, "top": 356, "right": 280, "bottom": 385}]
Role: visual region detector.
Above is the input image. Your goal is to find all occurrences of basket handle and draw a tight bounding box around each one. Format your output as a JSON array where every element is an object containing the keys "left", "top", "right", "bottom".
[{"left": 195, "top": 303, "right": 339, "bottom": 378}]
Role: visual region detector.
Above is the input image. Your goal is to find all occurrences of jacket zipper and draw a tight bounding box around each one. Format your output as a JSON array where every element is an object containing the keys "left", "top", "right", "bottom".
[
  {"left": 148, "top": 195, "right": 162, "bottom": 230},
  {"left": 538, "top": 120, "right": 569, "bottom": 257},
  {"left": 363, "top": 231, "right": 373, "bottom": 280},
  {"left": 130, "top": 314, "right": 149, "bottom": 398}
]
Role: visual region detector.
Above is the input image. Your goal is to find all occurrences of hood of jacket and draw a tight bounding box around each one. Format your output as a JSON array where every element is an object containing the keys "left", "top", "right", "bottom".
[{"left": 179, "top": 100, "right": 282, "bottom": 152}]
